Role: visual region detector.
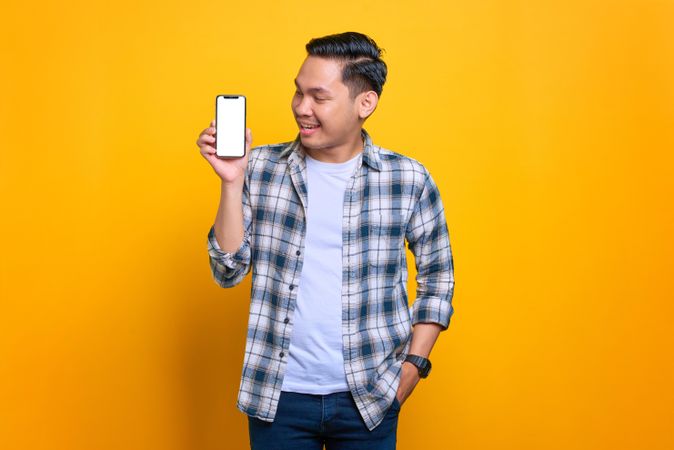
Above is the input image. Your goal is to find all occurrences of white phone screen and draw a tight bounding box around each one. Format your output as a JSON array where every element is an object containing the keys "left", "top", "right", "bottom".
[{"left": 215, "top": 95, "right": 246, "bottom": 157}]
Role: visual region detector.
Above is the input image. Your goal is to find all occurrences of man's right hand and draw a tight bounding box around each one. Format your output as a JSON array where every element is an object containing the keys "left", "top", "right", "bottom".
[{"left": 197, "top": 119, "right": 253, "bottom": 184}]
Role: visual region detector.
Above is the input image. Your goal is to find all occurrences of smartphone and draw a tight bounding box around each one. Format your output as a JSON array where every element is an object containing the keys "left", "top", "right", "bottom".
[{"left": 215, "top": 95, "right": 246, "bottom": 158}]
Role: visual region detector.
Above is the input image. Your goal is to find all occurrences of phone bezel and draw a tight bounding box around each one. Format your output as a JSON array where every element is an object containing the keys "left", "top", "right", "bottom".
[{"left": 215, "top": 94, "right": 247, "bottom": 158}]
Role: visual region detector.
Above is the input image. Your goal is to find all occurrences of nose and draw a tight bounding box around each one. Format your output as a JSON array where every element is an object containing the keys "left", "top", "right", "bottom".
[{"left": 294, "top": 95, "right": 312, "bottom": 117}]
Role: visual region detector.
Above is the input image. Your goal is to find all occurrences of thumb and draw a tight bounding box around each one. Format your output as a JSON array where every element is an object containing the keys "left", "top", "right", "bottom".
[{"left": 245, "top": 128, "right": 253, "bottom": 150}]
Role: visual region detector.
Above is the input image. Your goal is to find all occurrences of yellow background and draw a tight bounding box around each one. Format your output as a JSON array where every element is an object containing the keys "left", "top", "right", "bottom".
[{"left": 2, "top": 1, "right": 673, "bottom": 449}]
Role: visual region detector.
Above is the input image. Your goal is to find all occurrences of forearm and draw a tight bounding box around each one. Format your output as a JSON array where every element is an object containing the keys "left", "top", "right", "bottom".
[
  {"left": 214, "top": 179, "right": 245, "bottom": 253},
  {"left": 407, "top": 322, "right": 443, "bottom": 359}
]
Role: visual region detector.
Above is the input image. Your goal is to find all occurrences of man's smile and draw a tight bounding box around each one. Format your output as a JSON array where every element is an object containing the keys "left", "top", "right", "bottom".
[{"left": 299, "top": 121, "right": 321, "bottom": 135}]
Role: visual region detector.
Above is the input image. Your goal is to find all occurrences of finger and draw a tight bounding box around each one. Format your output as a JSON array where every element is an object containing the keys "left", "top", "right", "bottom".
[
  {"left": 196, "top": 134, "right": 214, "bottom": 147},
  {"left": 199, "top": 144, "right": 216, "bottom": 156},
  {"left": 211, "top": 119, "right": 215, "bottom": 127},
  {"left": 199, "top": 128, "right": 216, "bottom": 141},
  {"left": 245, "top": 128, "right": 253, "bottom": 149}
]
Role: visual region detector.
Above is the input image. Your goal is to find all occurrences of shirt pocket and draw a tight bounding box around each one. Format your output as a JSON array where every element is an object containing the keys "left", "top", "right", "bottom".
[{"left": 367, "top": 212, "right": 406, "bottom": 282}]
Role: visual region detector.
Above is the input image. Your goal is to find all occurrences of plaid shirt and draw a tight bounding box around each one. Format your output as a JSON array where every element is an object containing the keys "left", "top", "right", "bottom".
[{"left": 206, "top": 129, "right": 454, "bottom": 431}]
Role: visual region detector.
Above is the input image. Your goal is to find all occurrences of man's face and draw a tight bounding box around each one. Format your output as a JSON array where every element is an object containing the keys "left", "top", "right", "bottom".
[{"left": 291, "top": 56, "right": 362, "bottom": 151}]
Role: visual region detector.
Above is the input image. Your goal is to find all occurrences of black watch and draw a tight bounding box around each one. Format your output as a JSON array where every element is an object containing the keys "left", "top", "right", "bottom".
[{"left": 404, "top": 354, "right": 432, "bottom": 378}]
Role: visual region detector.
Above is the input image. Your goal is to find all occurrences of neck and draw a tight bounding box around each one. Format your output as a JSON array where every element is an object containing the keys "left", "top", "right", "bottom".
[{"left": 303, "top": 130, "right": 364, "bottom": 163}]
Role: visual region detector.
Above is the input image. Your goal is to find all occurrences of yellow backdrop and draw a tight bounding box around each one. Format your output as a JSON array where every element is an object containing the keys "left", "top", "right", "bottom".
[{"left": 1, "top": 1, "right": 673, "bottom": 449}]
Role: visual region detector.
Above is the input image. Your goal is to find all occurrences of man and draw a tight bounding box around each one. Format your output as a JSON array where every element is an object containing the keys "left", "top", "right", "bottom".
[{"left": 197, "top": 32, "right": 455, "bottom": 449}]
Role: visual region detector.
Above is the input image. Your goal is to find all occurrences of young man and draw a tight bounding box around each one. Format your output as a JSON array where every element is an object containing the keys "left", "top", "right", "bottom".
[{"left": 197, "top": 32, "right": 455, "bottom": 449}]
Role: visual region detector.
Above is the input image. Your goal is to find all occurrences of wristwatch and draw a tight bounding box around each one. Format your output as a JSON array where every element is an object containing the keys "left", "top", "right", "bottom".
[{"left": 404, "top": 354, "right": 432, "bottom": 378}]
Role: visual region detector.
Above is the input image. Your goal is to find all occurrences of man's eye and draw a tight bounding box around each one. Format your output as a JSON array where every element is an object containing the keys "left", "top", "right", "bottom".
[
  {"left": 315, "top": 97, "right": 327, "bottom": 102},
  {"left": 294, "top": 90, "right": 302, "bottom": 96}
]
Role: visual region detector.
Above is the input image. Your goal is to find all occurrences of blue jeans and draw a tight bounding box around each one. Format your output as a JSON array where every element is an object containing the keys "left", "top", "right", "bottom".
[{"left": 247, "top": 390, "right": 401, "bottom": 449}]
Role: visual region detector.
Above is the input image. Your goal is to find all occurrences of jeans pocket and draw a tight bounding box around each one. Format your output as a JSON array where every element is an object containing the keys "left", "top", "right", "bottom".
[{"left": 392, "top": 395, "right": 401, "bottom": 412}]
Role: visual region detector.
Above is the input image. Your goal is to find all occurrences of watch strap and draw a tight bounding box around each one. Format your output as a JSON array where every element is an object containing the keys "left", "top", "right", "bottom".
[{"left": 404, "top": 354, "right": 432, "bottom": 378}]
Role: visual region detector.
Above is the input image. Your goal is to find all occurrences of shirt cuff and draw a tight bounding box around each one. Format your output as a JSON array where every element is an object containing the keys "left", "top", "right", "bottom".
[
  {"left": 207, "top": 224, "right": 250, "bottom": 270},
  {"left": 411, "top": 296, "right": 453, "bottom": 330}
]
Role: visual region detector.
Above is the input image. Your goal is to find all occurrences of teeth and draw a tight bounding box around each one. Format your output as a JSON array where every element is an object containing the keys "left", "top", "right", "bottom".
[{"left": 301, "top": 124, "right": 319, "bottom": 129}]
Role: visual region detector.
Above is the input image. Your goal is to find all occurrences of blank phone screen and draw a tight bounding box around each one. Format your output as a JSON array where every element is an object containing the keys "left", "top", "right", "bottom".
[{"left": 216, "top": 95, "right": 246, "bottom": 157}]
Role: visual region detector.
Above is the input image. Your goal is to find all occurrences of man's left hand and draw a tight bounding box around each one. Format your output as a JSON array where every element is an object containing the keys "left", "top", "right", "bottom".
[{"left": 395, "top": 361, "right": 421, "bottom": 407}]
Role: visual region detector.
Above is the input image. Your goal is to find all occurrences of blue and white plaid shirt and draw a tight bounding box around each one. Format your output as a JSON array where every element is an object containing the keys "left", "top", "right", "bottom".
[{"left": 207, "top": 129, "right": 455, "bottom": 431}]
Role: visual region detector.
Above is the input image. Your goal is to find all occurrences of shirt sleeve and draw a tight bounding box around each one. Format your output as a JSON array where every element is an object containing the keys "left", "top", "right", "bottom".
[
  {"left": 405, "top": 169, "right": 455, "bottom": 330},
  {"left": 206, "top": 171, "right": 253, "bottom": 288}
]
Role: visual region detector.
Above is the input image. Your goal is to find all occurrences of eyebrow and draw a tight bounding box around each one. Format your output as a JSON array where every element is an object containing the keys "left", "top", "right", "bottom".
[{"left": 294, "top": 78, "right": 331, "bottom": 94}]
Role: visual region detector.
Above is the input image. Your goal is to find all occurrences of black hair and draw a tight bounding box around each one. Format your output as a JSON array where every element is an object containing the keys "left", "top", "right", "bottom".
[{"left": 305, "top": 31, "right": 387, "bottom": 98}]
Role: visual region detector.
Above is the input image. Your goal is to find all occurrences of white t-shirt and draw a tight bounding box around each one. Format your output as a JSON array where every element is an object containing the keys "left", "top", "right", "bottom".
[{"left": 281, "top": 150, "right": 362, "bottom": 394}]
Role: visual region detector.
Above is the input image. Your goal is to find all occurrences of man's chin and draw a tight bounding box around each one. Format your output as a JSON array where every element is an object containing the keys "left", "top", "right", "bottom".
[{"left": 299, "top": 135, "right": 321, "bottom": 149}]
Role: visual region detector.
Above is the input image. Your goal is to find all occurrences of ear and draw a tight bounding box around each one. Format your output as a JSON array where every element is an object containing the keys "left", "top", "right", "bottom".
[{"left": 357, "top": 91, "right": 379, "bottom": 120}]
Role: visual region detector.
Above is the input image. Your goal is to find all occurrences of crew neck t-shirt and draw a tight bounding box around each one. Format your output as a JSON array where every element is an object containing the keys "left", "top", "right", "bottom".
[{"left": 281, "top": 151, "right": 362, "bottom": 394}]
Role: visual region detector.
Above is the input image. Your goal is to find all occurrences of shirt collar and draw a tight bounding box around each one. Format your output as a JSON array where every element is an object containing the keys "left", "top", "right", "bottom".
[{"left": 279, "top": 128, "right": 382, "bottom": 171}]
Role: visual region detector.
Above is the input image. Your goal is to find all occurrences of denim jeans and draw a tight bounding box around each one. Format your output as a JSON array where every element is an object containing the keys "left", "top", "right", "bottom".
[{"left": 247, "top": 390, "right": 401, "bottom": 450}]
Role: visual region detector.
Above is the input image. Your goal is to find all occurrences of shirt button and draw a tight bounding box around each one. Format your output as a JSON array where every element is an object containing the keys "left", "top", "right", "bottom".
[
  {"left": 289, "top": 285, "right": 294, "bottom": 290},
  {"left": 279, "top": 352, "right": 285, "bottom": 357},
  {"left": 296, "top": 250, "right": 301, "bottom": 256},
  {"left": 284, "top": 317, "right": 289, "bottom": 324}
]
